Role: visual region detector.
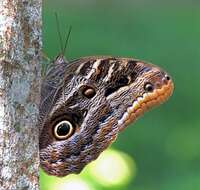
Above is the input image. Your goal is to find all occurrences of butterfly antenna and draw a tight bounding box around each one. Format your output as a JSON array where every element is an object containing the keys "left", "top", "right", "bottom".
[
  {"left": 55, "top": 12, "right": 64, "bottom": 54},
  {"left": 62, "top": 26, "right": 72, "bottom": 99},
  {"left": 63, "top": 25, "right": 72, "bottom": 57}
]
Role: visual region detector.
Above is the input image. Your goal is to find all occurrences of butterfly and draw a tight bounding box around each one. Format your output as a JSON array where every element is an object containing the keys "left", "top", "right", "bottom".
[{"left": 39, "top": 18, "right": 174, "bottom": 176}]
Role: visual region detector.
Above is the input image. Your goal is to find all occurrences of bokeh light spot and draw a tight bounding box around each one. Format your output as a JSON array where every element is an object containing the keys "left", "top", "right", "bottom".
[
  {"left": 52, "top": 176, "right": 93, "bottom": 190},
  {"left": 40, "top": 169, "right": 95, "bottom": 190},
  {"left": 87, "top": 148, "right": 136, "bottom": 187}
]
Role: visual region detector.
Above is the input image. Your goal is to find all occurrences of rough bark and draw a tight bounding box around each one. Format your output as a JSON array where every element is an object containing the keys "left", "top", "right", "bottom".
[{"left": 0, "top": 0, "right": 42, "bottom": 189}]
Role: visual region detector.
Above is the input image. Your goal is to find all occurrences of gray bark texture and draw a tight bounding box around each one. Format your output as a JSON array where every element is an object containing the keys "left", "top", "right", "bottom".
[{"left": 0, "top": 0, "right": 42, "bottom": 189}]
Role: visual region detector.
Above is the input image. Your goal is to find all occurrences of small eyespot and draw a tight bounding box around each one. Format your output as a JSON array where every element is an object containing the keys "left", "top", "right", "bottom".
[
  {"left": 144, "top": 83, "right": 154, "bottom": 92},
  {"left": 82, "top": 86, "right": 96, "bottom": 98},
  {"left": 54, "top": 120, "right": 75, "bottom": 140},
  {"left": 165, "top": 75, "right": 170, "bottom": 81}
]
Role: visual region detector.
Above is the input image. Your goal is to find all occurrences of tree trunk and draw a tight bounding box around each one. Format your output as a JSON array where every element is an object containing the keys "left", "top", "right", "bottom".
[{"left": 0, "top": 0, "right": 42, "bottom": 189}]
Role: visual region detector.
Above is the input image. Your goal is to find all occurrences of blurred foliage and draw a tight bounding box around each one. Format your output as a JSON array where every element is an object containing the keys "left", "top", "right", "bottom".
[{"left": 41, "top": 0, "right": 200, "bottom": 189}]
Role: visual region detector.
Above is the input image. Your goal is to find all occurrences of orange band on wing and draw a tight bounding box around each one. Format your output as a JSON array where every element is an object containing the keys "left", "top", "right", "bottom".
[{"left": 118, "top": 80, "right": 174, "bottom": 130}]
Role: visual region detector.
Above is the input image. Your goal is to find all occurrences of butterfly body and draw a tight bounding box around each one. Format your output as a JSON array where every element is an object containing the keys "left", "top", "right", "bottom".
[{"left": 39, "top": 55, "right": 174, "bottom": 176}]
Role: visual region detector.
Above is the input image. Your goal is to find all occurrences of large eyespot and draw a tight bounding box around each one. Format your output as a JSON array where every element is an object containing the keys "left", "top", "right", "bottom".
[
  {"left": 54, "top": 120, "right": 75, "bottom": 140},
  {"left": 82, "top": 86, "right": 96, "bottom": 98},
  {"left": 144, "top": 83, "right": 154, "bottom": 92}
]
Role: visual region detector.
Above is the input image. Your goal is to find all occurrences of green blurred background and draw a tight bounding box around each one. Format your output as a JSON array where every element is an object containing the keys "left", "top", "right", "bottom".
[{"left": 41, "top": 0, "right": 200, "bottom": 189}]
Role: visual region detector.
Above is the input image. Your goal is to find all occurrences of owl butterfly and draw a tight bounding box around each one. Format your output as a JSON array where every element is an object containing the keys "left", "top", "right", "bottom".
[{"left": 39, "top": 25, "right": 174, "bottom": 177}]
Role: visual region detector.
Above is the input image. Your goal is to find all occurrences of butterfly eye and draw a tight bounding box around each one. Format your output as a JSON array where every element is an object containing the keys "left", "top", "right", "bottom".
[
  {"left": 54, "top": 120, "right": 75, "bottom": 140},
  {"left": 82, "top": 86, "right": 96, "bottom": 98},
  {"left": 144, "top": 83, "right": 154, "bottom": 92}
]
